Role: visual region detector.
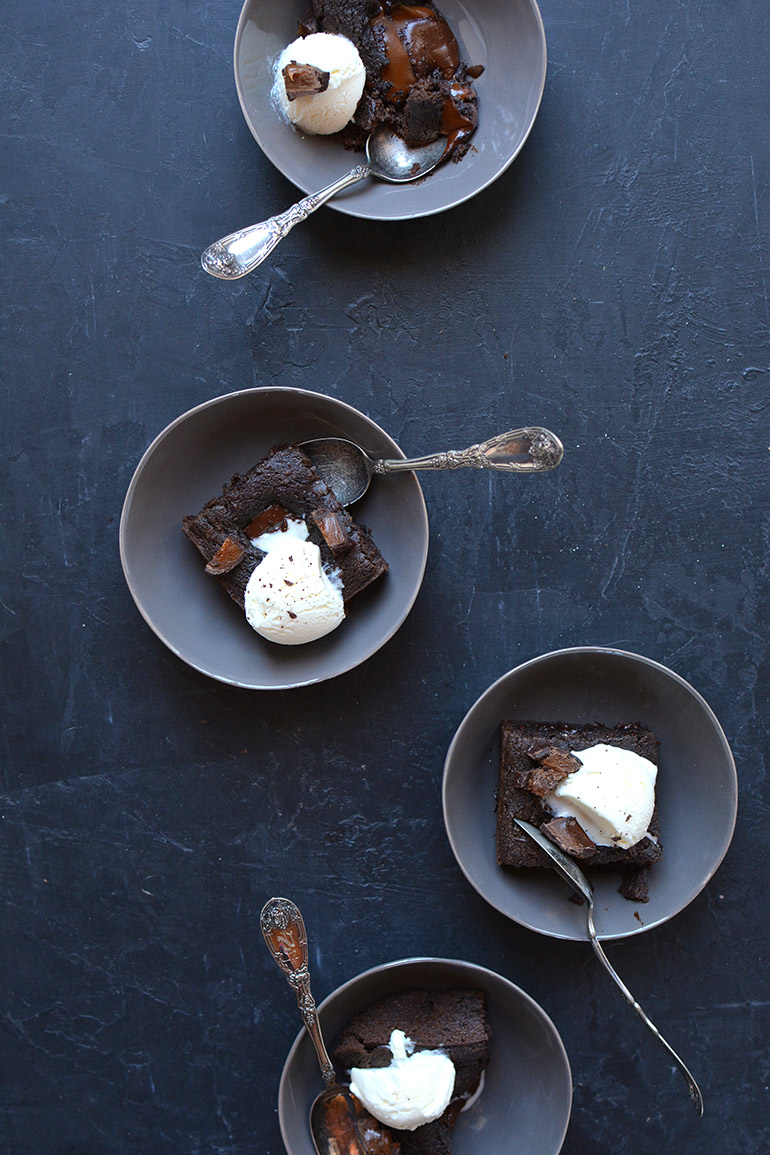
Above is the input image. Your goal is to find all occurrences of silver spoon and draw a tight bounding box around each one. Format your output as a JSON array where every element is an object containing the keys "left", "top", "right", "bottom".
[
  {"left": 301, "top": 426, "right": 564, "bottom": 505},
  {"left": 202, "top": 127, "right": 447, "bottom": 279},
  {"left": 514, "top": 819, "right": 704, "bottom": 1116},
  {"left": 260, "top": 898, "right": 372, "bottom": 1155}
]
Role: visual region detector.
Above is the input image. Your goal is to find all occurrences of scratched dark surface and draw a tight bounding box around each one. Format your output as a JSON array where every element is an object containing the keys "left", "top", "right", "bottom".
[{"left": 1, "top": 0, "right": 769, "bottom": 1151}]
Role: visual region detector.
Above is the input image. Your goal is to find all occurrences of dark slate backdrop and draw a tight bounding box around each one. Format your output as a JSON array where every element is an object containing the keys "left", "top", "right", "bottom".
[{"left": 2, "top": 0, "right": 769, "bottom": 1151}]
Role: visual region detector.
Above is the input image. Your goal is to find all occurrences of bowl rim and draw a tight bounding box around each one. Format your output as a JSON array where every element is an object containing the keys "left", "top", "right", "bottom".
[
  {"left": 277, "top": 954, "right": 573, "bottom": 1154},
  {"left": 232, "top": 0, "right": 548, "bottom": 222},
  {"left": 119, "top": 386, "right": 429, "bottom": 690},
  {"left": 443, "top": 645, "right": 739, "bottom": 941}
]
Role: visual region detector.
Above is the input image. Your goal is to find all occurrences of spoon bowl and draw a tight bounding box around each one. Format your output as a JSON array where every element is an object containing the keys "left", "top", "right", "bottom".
[
  {"left": 301, "top": 426, "right": 564, "bottom": 505},
  {"left": 201, "top": 128, "right": 447, "bottom": 279}
]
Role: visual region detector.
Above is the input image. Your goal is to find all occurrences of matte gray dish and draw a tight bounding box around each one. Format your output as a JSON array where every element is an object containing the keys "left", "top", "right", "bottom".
[
  {"left": 120, "top": 388, "right": 428, "bottom": 689},
  {"left": 277, "top": 957, "right": 572, "bottom": 1155},
  {"left": 233, "top": 0, "right": 547, "bottom": 221},
  {"left": 443, "top": 647, "right": 737, "bottom": 941}
]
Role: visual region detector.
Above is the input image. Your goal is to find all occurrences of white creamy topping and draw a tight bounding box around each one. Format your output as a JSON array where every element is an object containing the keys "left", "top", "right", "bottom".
[
  {"left": 273, "top": 33, "right": 366, "bottom": 135},
  {"left": 250, "top": 516, "right": 309, "bottom": 552},
  {"left": 244, "top": 536, "right": 344, "bottom": 645},
  {"left": 349, "top": 1029, "right": 456, "bottom": 1132},
  {"left": 545, "top": 743, "right": 657, "bottom": 849}
]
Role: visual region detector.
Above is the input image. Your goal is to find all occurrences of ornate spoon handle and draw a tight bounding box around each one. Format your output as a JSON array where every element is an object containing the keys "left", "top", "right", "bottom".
[
  {"left": 373, "top": 426, "right": 564, "bottom": 475},
  {"left": 260, "top": 897, "right": 336, "bottom": 1086},
  {"left": 202, "top": 165, "right": 370, "bottom": 280}
]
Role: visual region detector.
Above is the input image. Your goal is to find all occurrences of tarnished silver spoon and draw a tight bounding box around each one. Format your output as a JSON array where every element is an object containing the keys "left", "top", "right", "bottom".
[
  {"left": 301, "top": 426, "right": 564, "bottom": 505},
  {"left": 514, "top": 819, "right": 704, "bottom": 1116},
  {"left": 202, "top": 127, "right": 447, "bottom": 279},
  {"left": 261, "top": 898, "right": 393, "bottom": 1155}
]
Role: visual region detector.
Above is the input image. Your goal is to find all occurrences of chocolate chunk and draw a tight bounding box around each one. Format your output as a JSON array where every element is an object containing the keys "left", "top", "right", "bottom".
[
  {"left": 204, "top": 536, "right": 245, "bottom": 575},
  {"left": 282, "top": 62, "right": 330, "bottom": 100},
  {"left": 509, "top": 746, "right": 582, "bottom": 797},
  {"left": 311, "top": 507, "right": 351, "bottom": 555},
  {"left": 512, "top": 745, "right": 582, "bottom": 797},
  {"left": 243, "top": 505, "right": 292, "bottom": 540},
  {"left": 529, "top": 745, "right": 583, "bottom": 777},
  {"left": 541, "top": 817, "right": 597, "bottom": 859},
  {"left": 524, "top": 765, "right": 569, "bottom": 797},
  {"left": 402, "top": 80, "right": 443, "bottom": 145}
]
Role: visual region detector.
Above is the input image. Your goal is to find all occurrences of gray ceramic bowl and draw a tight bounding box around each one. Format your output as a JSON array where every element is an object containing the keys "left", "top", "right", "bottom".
[
  {"left": 120, "top": 388, "right": 428, "bottom": 689},
  {"left": 278, "top": 957, "right": 572, "bottom": 1155},
  {"left": 234, "top": 0, "right": 547, "bottom": 221},
  {"left": 443, "top": 647, "right": 738, "bottom": 941}
]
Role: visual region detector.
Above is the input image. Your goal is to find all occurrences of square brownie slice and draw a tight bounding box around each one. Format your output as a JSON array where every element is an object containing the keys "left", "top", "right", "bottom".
[
  {"left": 334, "top": 989, "right": 490, "bottom": 1155},
  {"left": 496, "top": 721, "right": 662, "bottom": 902},
  {"left": 182, "top": 444, "right": 387, "bottom": 611}
]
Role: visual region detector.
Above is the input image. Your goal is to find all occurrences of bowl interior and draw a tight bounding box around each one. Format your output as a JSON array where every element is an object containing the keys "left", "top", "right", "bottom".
[
  {"left": 278, "top": 957, "right": 571, "bottom": 1155},
  {"left": 120, "top": 388, "right": 428, "bottom": 688},
  {"left": 234, "top": 0, "right": 547, "bottom": 220},
  {"left": 443, "top": 648, "right": 737, "bottom": 940}
]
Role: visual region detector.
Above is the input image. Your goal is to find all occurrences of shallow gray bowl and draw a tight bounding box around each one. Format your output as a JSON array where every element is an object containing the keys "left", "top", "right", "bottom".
[
  {"left": 278, "top": 957, "right": 572, "bottom": 1155},
  {"left": 443, "top": 647, "right": 738, "bottom": 941},
  {"left": 120, "top": 388, "right": 428, "bottom": 689},
  {"left": 234, "top": 0, "right": 547, "bottom": 221}
]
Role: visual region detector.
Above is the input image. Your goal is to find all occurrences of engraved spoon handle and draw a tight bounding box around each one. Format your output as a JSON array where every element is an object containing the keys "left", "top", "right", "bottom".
[
  {"left": 260, "top": 897, "right": 336, "bottom": 1086},
  {"left": 202, "top": 164, "right": 370, "bottom": 279},
  {"left": 585, "top": 903, "right": 704, "bottom": 1115},
  {"left": 373, "top": 426, "right": 564, "bottom": 475}
]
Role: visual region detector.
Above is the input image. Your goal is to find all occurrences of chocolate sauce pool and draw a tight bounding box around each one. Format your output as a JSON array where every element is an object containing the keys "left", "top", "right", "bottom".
[{"left": 371, "top": 3, "right": 479, "bottom": 151}]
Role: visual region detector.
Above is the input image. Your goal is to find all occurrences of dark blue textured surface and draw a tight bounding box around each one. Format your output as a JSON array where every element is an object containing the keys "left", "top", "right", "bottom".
[{"left": 1, "top": 0, "right": 768, "bottom": 1151}]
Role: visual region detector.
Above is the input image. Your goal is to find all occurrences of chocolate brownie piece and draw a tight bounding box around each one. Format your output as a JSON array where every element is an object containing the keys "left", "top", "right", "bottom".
[
  {"left": 496, "top": 721, "right": 662, "bottom": 899},
  {"left": 301, "top": 1, "right": 480, "bottom": 157},
  {"left": 182, "top": 444, "right": 387, "bottom": 610},
  {"left": 302, "top": 0, "right": 386, "bottom": 76},
  {"left": 401, "top": 79, "right": 444, "bottom": 145},
  {"left": 334, "top": 989, "right": 490, "bottom": 1155}
]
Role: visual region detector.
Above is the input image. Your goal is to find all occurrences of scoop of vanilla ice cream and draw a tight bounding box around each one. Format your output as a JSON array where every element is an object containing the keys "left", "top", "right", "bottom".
[
  {"left": 349, "top": 1029, "right": 456, "bottom": 1132},
  {"left": 545, "top": 743, "right": 657, "bottom": 849},
  {"left": 249, "top": 516, "right": 308, "bottom": 552},
  {"left": 244, "top": 537, "right": 344, "bottom": 645},
  {"left": 273, "top": 33, "right": 365, "bottom": 135}
]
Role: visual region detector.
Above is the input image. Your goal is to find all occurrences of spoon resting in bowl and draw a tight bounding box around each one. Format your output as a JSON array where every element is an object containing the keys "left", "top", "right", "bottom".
[
  {"left": 301, "top": 426, "right": 564, "bottom": 505},
  {"left": 513, "top": 819, "right": 704, "bottom": 1116},
  {"left": 261, "top": 898, "right": 396, "bottom": 1155},
  {"left": 201, "top": 127, "right": 447, "bottom": 279}
]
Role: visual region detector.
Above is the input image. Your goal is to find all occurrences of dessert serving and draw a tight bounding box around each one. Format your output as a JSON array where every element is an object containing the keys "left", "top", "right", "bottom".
[
  {"left": 182, "top": 443, "right": 388, "bottom": 645},
  {"left": 274, "top": 31, "right": 367, "bottom": 136},
  {"left": 334, "top": 988, "right": 491, "bottom": 1154},
  {"left": 273, "top": 1, "right": 482, "bottom": 159},
  {"left": 496, "top": 721, "right": 663, "bottom": 902}
]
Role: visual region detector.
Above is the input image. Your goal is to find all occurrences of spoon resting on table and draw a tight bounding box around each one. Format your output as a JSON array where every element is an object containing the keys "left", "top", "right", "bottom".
[
  {"left": 514, "top": 819, "right": 704, "bottom": 1116},
  {"left": 201, "top": 126, "right": 447, "bottom": 279},
  {"left": 261, "top": 897, "right": 395, "bottom": 1155},
  {"left": 301, "top": 426, "right": 564, "bottom": 505}
]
